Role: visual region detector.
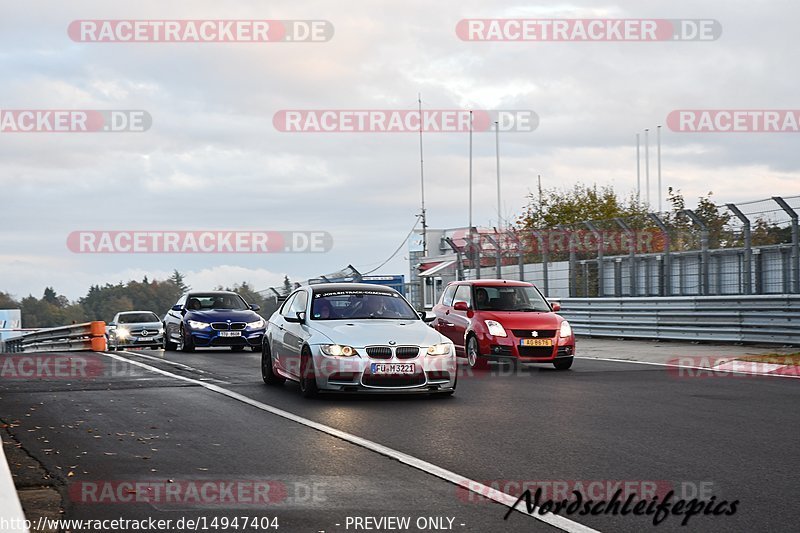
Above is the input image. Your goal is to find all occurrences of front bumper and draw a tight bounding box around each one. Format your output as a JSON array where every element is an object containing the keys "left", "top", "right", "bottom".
[
  {"left": 189, "top": 329, "right": 264, "bottom": 348},
  {"left": 310, "top": 346, "right": 457, "bottom": 393},
  {"left": 478, "top": 334, "right": 575, "bottom": 363},
  {"left": 113, "top": 334, "right": 164, "bottom": 349}
]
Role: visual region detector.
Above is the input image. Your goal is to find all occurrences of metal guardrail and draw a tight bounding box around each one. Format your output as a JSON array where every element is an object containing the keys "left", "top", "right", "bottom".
[
  {"left": 1, "top": 321, "right": 107, "bottom": 353},
  {"left": 558, "top": 295, "right": 800, "bottom": 345}
]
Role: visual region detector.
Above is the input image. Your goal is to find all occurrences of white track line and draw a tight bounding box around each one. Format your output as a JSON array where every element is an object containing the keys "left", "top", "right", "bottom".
[
  {"left": 101, "top": 351, "right": 599, "bottom": 533},
  {"left": 575, "top": 356, "right": 800, "bottom": 379}
]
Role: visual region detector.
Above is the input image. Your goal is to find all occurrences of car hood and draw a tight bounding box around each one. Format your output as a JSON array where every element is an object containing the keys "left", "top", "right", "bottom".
[
  {"left": 477, "top": 311, "right": 562, "bottom": 329},
  {"left": 185, "top": 309, "right": 262, "bottom": 323},
  {"left": 308, "top": 319, "right": 447, "bottom": 347}
]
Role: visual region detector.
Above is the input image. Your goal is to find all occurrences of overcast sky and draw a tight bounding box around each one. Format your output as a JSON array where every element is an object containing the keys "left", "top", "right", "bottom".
[{"left": 1, "top": 0, "right": 798, "bottom": 300}]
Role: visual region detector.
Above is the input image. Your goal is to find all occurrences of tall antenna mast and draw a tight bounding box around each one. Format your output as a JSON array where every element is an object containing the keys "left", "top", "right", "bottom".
[{"left": 418, "top": 93, "right": 427, "bottom": 256}]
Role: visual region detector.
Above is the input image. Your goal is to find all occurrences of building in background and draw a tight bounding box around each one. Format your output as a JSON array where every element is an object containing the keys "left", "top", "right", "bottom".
[{"left": 0, "top": 309, "right": 22, "bottom": 342}]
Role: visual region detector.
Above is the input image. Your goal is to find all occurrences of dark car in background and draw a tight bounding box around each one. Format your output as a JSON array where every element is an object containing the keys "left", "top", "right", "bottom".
[
  {"left": 106, "top": 311, "right": 164, "bottom": 351},
  {"left": 163, "top": 291, "right": 265, "bottom": 352},
  {"left": 432, "top": 279, "right": 575, "bottom": 370}
]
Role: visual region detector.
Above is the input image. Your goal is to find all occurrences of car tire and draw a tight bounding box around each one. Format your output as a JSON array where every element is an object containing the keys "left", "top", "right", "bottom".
[
  {"left": 180, "top": 326, "right": 195, "bottom": 353},
  {"left": 466, "top": 336, "right": 488, "bottom": 370},
  {"left": 164, "top": 326, "right": 178, "bottom": 351},
  {"left": 261, "top": 343, "right": 285, "bottom": 386},
  {"left": 553, "top": 357, "right": 573, "bottom": 370},
  {"left": 299, "top": 348, "right": 319, "bottom": 398},
  {"left": 231, "top": 346, "right": 245, "bottom": 352},
  {"left": 106, "top": 336, "right": 115, "bottom": 351}
]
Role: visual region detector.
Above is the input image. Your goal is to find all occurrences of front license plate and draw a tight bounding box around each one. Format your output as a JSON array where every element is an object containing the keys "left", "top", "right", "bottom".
[
  {"left": 219, "top": 331, "right": 241, "bottom": 337},
  {"left": 371, "top": 363, "right": 415, "bottom": 375},
  {"left": 520, "top": 338, "right": 553, "bottom": 347}
]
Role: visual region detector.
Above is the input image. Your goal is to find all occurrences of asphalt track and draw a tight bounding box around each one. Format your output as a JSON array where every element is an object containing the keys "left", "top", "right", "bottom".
[{"left": 1, "top": 340, "right": 797, "bottom": 532}]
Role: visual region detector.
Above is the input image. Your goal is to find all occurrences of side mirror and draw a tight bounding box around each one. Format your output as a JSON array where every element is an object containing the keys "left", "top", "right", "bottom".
[
  {"left": 285, "top": 312, "right": 306, "bottom": 324},
  {"left": 171, "top": 304, "right": 183, "bottom": 312},
  {"left": 550, "top": 302, "right": 561, "bottom": 312},
  {"left": 108, "top": 322, "right": 116, "bottom": 327},
  {"left": 453, "top": 301, "right": 470, "bottom": 312},
  {"left": 250, "top": 304, "right": 261, "bottom": 312},
  {"left": 419, "top": 311, "right": 435, "bottom": 323}
]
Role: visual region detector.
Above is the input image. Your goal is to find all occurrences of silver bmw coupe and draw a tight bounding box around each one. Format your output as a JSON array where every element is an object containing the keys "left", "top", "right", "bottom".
[{"left": 261, "top": 283, "right": 457, "bottom": 397}]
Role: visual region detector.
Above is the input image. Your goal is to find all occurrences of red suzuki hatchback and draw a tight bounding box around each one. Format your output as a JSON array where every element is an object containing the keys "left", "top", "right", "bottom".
[{"left": 432, "top": 280, "right": 575, "bottom": 370}]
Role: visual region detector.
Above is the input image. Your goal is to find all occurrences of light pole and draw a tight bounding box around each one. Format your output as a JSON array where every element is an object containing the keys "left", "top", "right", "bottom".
[
  {"left": 418, "top": 94, "right": 427, "bottom": 255},
  {"left": 644, "top": 128, "right": 650, "bottom": 208},
  {"left": 495, "top": 121, "right": 501, "bottom": 230},
  {"left": 657, "top": 125, "right": 662, "bottom": 213},
  {"left": 636, "top": 133, "right": 641, "bottom": 202}
]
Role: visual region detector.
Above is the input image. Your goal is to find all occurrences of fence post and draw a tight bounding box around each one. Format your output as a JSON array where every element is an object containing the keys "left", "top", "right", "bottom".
[
  {"left": 507, "top": 231, "right": 526, "bottom": 282},
  {"left": 444, "top": 237, "right": 465, "bottom": 280},
  {"left": 531, "top": 229, "right": 550, "bottom": 294},
  {"left": 483, "top": 233, "right": 503, "bottom": 279},
  {"left": 584, "top": 221, "right": 604, "bottom": 297},
  {"left": 679, "top": 209, "right": 709, "bottom": 296},
  {"left": 726, "top": 203, "right": 752, "bottom": 294},
  {"left": 772, "top": 196, "right": 799, "bottom": 293},
  {"left": 615, "top": 218, "right": 637, "bottom": 296},
  {"left": 648, "top": 213, "right": 671, "bottom": 296}
]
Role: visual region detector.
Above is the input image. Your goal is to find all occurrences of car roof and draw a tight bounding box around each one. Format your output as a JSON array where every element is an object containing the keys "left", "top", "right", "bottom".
[
  {"left": 308, "top": 282, "right": 397, "bottom": 293},
  {"left": 186, "top": 290, "right": 240, "bottom": 296},
  {"left": 451, "top": 279, "right": 534, "bottom": 287},
  {"left": 118, "top": 310, "right": 158, "bottom": 315}
]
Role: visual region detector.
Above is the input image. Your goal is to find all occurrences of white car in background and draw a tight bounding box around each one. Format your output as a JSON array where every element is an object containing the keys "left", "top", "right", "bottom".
[
  {"left": 261, "top": 283, "right": 457, "bottom": 397},
  {"left": 106, "top": 311, "right": 164, "bottom": 351}
]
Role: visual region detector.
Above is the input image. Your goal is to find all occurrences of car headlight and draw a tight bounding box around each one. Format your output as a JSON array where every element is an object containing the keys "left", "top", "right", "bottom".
[
  {"left": 426, "top": 343, "right": 452, "bottom": 356},
  {"left": 247, "top": 319, "right": 265, "bottom": 329},
  {"left": 320, "top": 344, "right": 358, "bottom": 357},
  {"left": 485, "top": 320, "right": 507, "bottom": 337},
  {"left": 560, "top": 320, "right": 573, "bottom": 338},
  {"left": 188, "top": 320, "right": 210, "bottom": 330},
  {"left": 116, "top": 327, "right": 130, "bottom": 339}
]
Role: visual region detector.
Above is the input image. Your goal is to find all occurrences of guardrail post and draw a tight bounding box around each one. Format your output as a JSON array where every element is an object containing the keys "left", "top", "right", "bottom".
[
  {"left": 772, "top": 196, "right": 799, "bottom": 293},
  {"left": 679, "top": 209, "right": 710, "bottom": 295},
  {"left": 726, "top": 203, "right": 752, "bottom": 294},
  {"left": 444, "top": 237, "right": 465, "bottom": 280},
  {"left": 584, "top": 221, "right": 604, "bottom": 297},
  {"left": 648, "top": 213, "right": 671, "bottom": 296}
]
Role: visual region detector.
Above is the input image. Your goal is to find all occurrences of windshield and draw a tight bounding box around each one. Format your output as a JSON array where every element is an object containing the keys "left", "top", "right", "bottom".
[
  {"left": 185, "top": 293, "right": 248, "bottom": 311},
  {"left": 118, "top": 312, "right": 160, "bottom": 323},
  {"left": 311, "top": 290, "right": 419, "bottom": 320},
  {"left": 472, "top": 285, "right": 551, "bottom": 312}
]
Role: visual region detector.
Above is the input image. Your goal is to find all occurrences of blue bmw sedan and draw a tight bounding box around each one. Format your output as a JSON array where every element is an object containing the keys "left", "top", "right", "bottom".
[{"left": 163, "top": 291, "right": 266, "bottom": 352}]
